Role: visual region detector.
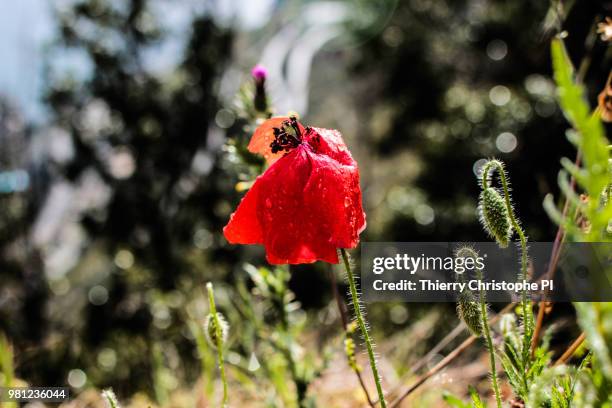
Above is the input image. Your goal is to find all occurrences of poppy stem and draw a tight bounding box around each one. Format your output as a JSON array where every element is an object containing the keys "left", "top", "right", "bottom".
[
  {"left": 340, "top": 249, "right": 387, "bottom": 408},
  {"left": 482, "top": 160, "right": 532, "bottom": 361},
  {"left": 479, "top": 290, "right": 502, "bottom": 408},
  {"left": 328, "top": 268, "right": 375, "bottom": 407},
  {"left": 207, "top": 283, "right": 229, "bottom": 408}
]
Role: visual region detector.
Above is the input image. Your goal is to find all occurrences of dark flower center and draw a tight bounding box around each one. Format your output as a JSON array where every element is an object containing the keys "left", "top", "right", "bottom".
[{"left": 270, "top": 116, "right": 304, "bottom": 154}]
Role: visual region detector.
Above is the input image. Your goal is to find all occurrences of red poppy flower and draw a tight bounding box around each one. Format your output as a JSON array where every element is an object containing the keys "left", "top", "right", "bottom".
[{"left": 223, "top": 116, "right": 366, "bottom": 264}]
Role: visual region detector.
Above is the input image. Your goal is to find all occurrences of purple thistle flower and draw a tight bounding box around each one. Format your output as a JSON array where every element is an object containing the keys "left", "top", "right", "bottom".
[{"left": 251, "top": 64, "right": 268, "bottom": 82}]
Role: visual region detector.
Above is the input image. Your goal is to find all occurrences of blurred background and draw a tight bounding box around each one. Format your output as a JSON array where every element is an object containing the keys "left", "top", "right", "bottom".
[{"left": 0, "top": 0, "right": 610, "bottom": 405}]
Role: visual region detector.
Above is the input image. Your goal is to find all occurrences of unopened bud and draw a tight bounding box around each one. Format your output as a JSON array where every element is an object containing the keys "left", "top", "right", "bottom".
[
  {"left": 205, "top": 312, "right": 229, "bottom": 349},
  {"left": 479, "top": 187, "right": 512, "bottom": 247},
  {"left": 456, "top": 291, "right": 482, "bottom": 336},
  {"left": 251, "top": 64, "right": 268, "bottom": 113}
]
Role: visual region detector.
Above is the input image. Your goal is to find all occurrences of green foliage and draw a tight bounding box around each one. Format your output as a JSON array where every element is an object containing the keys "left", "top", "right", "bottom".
[
  {"left": 524, "top": 353, "right": 606, "bottom": 407},
  {"left": 443, "top": 391, "right": 471, "bottom": 408},
  {"left": 542, "top": 35, "right": 612, "bottom": 407},
  {"left": 206, "top": 283, "right": 229, "bottom": 407},
  {"left": 468, "top": 385, "right": 487, "bottom": 408},
  {"left": 575, "top": 303, "right": 612, "bottom": 379},
  {"left": 544, "top": 38, "right": 612, "bottom": 241},
  {"left": 468, "top": 35, "right": 612, "bottom": 408},
  {"left": 189, "top": 319, "right": 216, "bottom": 399},
  {"left": 0, "top": 333, "right": 14, "bottom": 387},
  {"left": 551, "top": 374, "right": 575, "bottom": 408},
  {"left": 224, "top": 264, "right": 329, "bottom": 407},
  {"left": 573, "top": 303, "right": 612, "bottom": 405},
  {"left": 0, "top": 333, "right": 16, "bottom": 408},
  {"left": 498, "top": 311, "right": 550, "bottom": 403}
]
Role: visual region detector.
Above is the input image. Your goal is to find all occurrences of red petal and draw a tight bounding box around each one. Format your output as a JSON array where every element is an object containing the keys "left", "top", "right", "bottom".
[
  {"left": 223, "top": 177, "right": 264, "bottom": 244},
  {"left": 254, "top": 147, "right": 337, "bottom": 264},
  {"left": 306, "top": 127, "right": 355, "bottom": 166},
  {"left": 255, "top": 146, "right": 364, "bottom": 264},
  {"left": 248, "top": 117, "right": 305, "bottom": 164},
  {"left": 225, "top": 126, "right": 366, "bottom": 265},
  {"left": 302, "top": 150, "right": 366, "bottom": 249}
]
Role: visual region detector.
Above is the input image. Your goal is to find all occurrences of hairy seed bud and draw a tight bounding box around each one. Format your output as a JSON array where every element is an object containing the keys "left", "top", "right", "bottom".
[
  {"left": 204, "top": 312, "right": 229, "bottom": 349},
  {"left": 479, "top": 187, "right": 512, "bottom": 247},
  {"left": 456, "top": 291, "right": 482, "bottom": 336}
]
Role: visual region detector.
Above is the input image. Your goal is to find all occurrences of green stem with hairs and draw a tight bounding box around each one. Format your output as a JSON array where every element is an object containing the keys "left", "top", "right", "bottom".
[
  {"left": 341, "top": 249, "right": 387, "bottom": 408},
  {"left": 207, "top": 283, "right": 229, "bottom": 408},
  {"left": 457, "top": 246, "right": 502, "bottom": 407},
  {"left": 479, "top": 293, "right": 502, "bottom": 408},
  {"left": 482, "top": 160, "right": 532, "bottom": 359}
]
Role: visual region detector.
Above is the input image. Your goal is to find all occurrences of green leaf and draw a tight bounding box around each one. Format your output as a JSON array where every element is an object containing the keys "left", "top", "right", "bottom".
[
  {"left": 574, "top": 302, "right": 612, "bottom": 379},
  {"left": 443, "top": 392, "right": 470, "bottom": 408},
  {"left": 0, "top": 333, "right": 14, "bottom": 387},
  {"left": 468, "top": 386, "right": 487, "bottom": 408},
  {"left": 550, "top": 38, "right": 611, "bottom": 241}
]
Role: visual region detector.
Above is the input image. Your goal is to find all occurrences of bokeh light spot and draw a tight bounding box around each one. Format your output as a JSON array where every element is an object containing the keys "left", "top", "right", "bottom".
[
  {"left": 215, "top": 109, "right": 235, "bottom": 129},
  {"left": 97, "top": 348, "right": 117, "bottom": 370},
  {"left": 88, "top": 285, "right": 109, "bottom": 305},
  {"left": 486, "top": 39, "right": 507, "bottom": 61},
  {"left": 67, "top": 369, "right": 87, "bottom": 388},
  {"left": 390, "top": 304, "right": 408, "bottom": 324},
  {"left": 489, "top": 85, "right": 511, "bottom": 106},
  {"left": 414, "top": 204, "right": 435, "bottom": 225},
  {"left": 473, "top": 158, "right": 488, "bottom": 177},
  {"left": 496, "top": 132, "right": 518, "bottom": 153},
  {"left": 383, "top": 26, "right": 404, "bottom": 47},
  {"left": 114, "top": 249, "right": 134, "bottom": 269},
  {"left": 194, "top": 228, "right": 213, "bottom": 249}
]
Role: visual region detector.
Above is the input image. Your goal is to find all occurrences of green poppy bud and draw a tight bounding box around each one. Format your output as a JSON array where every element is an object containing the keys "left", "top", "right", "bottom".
[
  {"left": 456, "top": 291, "right": 482, "bottom": 336},
  {"left": 479, "top": 187, "right": 512, "bottom": 247},
  {"left": 205, "top": 312, "right": 229, "bottom": 349}
]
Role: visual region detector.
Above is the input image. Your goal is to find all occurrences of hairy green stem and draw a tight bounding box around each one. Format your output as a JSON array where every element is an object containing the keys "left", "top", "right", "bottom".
[
  {"left": 341, "top": 249, "right": 387, "bottom": 408},
  {"left": 457, "top": 246, "right": 502, "bottom": 407},
  {"left": 482, "top": 161, "right": 532, "bottom": 358},
  {"left": 480, "top": 297, "right": 502, "bottom": 408},
  {"left": 207, "top": 283, "right": 228, "bottom": 408}
]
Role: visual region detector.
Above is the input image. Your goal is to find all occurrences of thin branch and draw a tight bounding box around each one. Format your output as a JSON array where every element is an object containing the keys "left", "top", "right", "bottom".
[
  {"left": 531, "top": 150, "right": 582, "bottom": 356},
  {"left": 553, "top": 332, "right": 586, "bottom": 367},
  {"left": 389, "top": 335, "right": 476, "bottom": 408},
  {"left": 409, "top": 322, "right": 465, "bottom": 374},
  {"left": 383, "top": 303, "right": 515, "bottom": 407}
]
